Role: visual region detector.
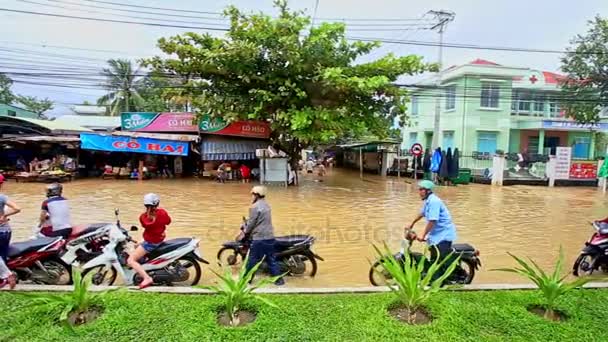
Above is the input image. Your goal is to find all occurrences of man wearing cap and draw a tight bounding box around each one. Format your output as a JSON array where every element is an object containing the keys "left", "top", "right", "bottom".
[{"left": 407, "top": 180, "right": 457, "bottom": 277}]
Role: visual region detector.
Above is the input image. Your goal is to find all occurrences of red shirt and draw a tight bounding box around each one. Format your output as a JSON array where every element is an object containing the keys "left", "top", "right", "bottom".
[
  {"left": 240, "top": 165, "right": 251, "bottom": 178},
  {"left": 139, "top": 208, "right": 171, "bottom": 244}
]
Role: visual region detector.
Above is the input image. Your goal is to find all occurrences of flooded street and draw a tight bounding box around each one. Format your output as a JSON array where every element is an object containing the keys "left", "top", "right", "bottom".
[{"left": 4, "top": 168, "right": 607, "bottom": 287}]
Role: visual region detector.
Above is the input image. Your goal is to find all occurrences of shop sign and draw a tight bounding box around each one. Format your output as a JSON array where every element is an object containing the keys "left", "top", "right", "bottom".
[
  {"left": 554, "top": 147, "right": 571, "bottom": 180},
  {"left": 80, "top": 133, "right": 189, "bottom": 156},
  {"left": 121, "top": 112, "right": 271, "bottom": 138},
  {"left": 121, "top": 112, "right": 197, "bottom": 132},
  {"left": 569, "top": 161, "right": 597, "bottom": 179},
  {"left": 198, "top": 115, "right": 270, "bottom": 139},
  {"left": 542, "top": 120, "right": 608, "bottom": 131}
]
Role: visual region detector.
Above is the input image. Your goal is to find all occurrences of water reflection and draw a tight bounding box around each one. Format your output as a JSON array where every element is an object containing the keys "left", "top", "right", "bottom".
[{"left": 4, "top": 168, "right": 606, "bottom": 287}]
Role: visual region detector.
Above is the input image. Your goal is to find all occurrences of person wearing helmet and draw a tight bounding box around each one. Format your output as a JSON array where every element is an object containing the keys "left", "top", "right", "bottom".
[
  {"left": 127, "top": 193, "right": 172, "bottom": 289},
  {"left": 407, "top": 180, "right": 457, "bottom": 279},
  {"left": 39, "top": 183, "right": 72, "bottom": 238},
  {"left": 241, "top": 186, "right": 284, "bottom": 285},
  {"left": 0, "top": 174, "right": 21, "bottom": 289}
]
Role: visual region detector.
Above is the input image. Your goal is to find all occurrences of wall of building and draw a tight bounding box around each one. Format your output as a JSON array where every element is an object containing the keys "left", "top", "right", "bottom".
[
  {"left": 519, "top": 130, "right": 568, "bottom": 152},
  {"left": 0, "top": 104, "right": 37, "bottom": 119}
]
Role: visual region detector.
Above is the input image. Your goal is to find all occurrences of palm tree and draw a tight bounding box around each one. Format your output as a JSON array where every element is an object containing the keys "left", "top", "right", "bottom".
[{"left": 97, "top": 59, "right": 144, "bottom": 116}]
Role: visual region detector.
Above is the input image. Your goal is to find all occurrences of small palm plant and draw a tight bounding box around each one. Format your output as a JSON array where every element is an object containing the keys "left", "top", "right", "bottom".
[
  {"left": 203, "top": 254, "right": 282, "bottom": 327},
  {"left": 493, "top": 247, "right": 593, "bottom": 320},
  {"left": 14, "top": 269, "right": 116, "bottom": 327},
  {"left": 372, "top": 243, "right": 460, "bottom": 324}
]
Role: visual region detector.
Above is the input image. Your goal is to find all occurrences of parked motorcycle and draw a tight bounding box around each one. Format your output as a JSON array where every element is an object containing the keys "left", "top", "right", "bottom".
[
  {"left": 573, "top": 221, "right": 608, "bottom": 276},
  {"left": 369, "top": 230, "right": 481, "bottom": 286},
  {"left": 63, "top": 209, "right": 208, "bottom": 286},
  {"left": 8, "top": 236, "right": 72, "bottom": 285},
  {"left": 217, "top": 224, "right": 324, "bottom": 278}
]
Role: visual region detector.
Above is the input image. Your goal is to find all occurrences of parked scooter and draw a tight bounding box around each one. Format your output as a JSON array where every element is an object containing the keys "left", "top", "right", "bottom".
[
  {"left": 369, "top": 230, "right": 481, "bottom": 286},
  {"left": 573, "top": 221, "right": 608, "bottom": 276},
  {"left": 7, "top": 236, "right": 72, "bottom": 285},
  {"left": 217, "top": 221, "right": 324, "bottom": 278},
  {"left": 63, "top": 209, "right": 208, "bottom": 286}
]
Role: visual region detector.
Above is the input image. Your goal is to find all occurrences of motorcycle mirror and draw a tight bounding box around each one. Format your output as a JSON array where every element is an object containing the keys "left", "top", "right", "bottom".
[
  {"left": 130, "top": 225, "right": 138, "bottom": 231},
  {"left": 115, "top": 208, "right": 120, "bottom": 216}
]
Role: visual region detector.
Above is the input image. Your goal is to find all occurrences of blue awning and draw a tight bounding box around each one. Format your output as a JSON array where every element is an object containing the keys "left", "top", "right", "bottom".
[{"left": 201, "top": 139, "right": 268, "bottom": 160}]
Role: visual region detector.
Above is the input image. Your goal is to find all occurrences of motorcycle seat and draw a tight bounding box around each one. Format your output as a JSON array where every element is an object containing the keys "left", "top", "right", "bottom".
[
  {"left": 275, "top": 235, "right": 313, "bottom": 248},
  {"left": 71, "top": 223, "right": 109, "bottom": 237},
  {"left": 8, "top": 237, "right": 62, "bottom": 258},
  {"left": 147, "top": 238, "right": 192, "bottom": 260},
  {"left": 452, "top": 243, "right": 476, "bottom": 253}
]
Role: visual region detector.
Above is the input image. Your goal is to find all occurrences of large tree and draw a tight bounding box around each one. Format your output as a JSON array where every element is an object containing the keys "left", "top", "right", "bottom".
[
  {"left": 561, "top": 16, "right": 608, "bottom": 124},
  {"left": 16, "top": 95, "right": 54, "bottom": 119},
  {"left": 0, "top": 73, "right": 16, "bottom": 104},
  {"left": 143, "top": 1, "right": 433, "bottom": 164},
  {"left": 98, "top": 59, "right": 144, "bottom": 116}
]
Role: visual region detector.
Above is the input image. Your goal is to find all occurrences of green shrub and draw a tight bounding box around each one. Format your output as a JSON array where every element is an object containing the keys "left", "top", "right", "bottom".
[
  {"left": 372, "top": 243, "right": 459, "bottom": 323},
  {"left": 493, "top": 247, "right": 593, "bottom": 320},
  {"left": 202, "top": 254, "right": 282, "bottom": 326}
]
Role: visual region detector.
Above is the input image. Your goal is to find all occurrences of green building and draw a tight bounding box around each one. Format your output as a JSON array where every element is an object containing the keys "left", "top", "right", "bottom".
[
  {"left": 0, "top": 103, "right": 38, "bottom": 119},
  {"left": 403, "top": 59, "right": 608, "bottom": 160}
]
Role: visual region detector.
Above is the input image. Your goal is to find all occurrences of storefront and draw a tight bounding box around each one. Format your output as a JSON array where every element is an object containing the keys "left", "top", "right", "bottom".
[
  {"left": 120, "top": 112, "right": 272, "bottom": 181},
  {"left": 79, "top": 132, "right": 199, "bottom": 179}
]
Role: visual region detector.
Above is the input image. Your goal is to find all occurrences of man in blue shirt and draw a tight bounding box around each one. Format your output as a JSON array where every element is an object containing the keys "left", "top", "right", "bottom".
[{"left": 407, "top": 180, "right": 457, "bottom": 277}]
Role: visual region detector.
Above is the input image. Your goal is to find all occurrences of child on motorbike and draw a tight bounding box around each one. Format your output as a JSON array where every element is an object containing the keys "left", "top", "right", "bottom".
[{"left": 127, "top": 193, "right": 171, "bottom": 289}]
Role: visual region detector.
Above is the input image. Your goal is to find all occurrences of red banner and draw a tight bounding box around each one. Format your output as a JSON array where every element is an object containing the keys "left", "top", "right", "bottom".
[
  {"left": 205, "top": 120, "right": 271, "bottom": 139},
  {"left": 569, "top": 161, "right": 597, "bottom": 179}
]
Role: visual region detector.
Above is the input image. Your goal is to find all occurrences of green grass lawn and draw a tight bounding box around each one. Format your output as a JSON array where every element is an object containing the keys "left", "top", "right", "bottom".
[{"left": 0, "top": 289, "right": 606, "bottom": 341}]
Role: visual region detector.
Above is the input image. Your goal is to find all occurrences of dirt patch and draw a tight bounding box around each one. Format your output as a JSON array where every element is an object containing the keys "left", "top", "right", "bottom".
[
  {"left": 217, "top": 310, "right": 257, "bottom": 327},
  {"left": 527, "top": 305, "right": 568, "bottom": 322},
  {"left": 388, "top": 305, "right": 433, "bottom": 325},
  {"left": 67, "top": 306, "right": 103, "bottom": 326}
]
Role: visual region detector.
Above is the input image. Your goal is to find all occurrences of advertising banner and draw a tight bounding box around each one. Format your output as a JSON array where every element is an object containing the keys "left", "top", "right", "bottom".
[{"left": 80, "top": 133, "right": 189, "bottom": 156}]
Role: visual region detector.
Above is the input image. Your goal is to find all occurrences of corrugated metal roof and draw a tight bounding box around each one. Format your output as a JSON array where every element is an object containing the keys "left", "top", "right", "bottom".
[
  {"left": 110, "top": 131, "right": 200, "bottom": 142},
  {"left": 54, "top": 115, "right": 120, "bottom": 130},
  {"left": 201, "top": 139, "right": 268, "bottom": 160},
  {"left": 0, "top": 135, "right": 81, "bottom": 143},
  {"left": 1, "top": 116, "right": 91, "bottom": 134}
]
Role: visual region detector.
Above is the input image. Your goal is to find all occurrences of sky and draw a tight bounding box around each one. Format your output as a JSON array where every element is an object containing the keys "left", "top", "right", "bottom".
[{"left": 1, "top": 0, "right": 607, "bottom": 116}]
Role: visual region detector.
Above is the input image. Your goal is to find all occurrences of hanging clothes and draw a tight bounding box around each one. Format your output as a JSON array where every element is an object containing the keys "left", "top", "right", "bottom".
[
  {"left": 422, "top": 149, "right": 432, "bottom": 172},
  {"left": 452, "top": 148, "right": 461, "bottom": 178},
  {"left": 446, "top": 148, "right": 457, "bottom": 178},
  {"left": 439, "top": 150, "right": 449, "bottom": 178},
  {"left": 430, "top": 148, "right": 442, "bottom": 173}
]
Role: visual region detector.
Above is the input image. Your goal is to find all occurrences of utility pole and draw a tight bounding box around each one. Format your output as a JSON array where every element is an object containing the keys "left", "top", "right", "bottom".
[{"left": 429, "top": 10, "right": 455, "bottom": 150}]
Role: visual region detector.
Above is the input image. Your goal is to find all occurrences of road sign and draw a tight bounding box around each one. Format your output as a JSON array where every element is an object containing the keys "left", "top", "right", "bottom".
[{"left": 410, "top": 143, "right": 423, "bottom": 156}]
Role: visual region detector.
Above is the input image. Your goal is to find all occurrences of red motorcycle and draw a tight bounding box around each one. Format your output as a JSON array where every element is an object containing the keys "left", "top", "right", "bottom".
[
  {"left": 8, "top": 236, "right": 72, "bottom": 285},
  {"left": 573, "top": 221, "right": 608, "bottom": 276}
]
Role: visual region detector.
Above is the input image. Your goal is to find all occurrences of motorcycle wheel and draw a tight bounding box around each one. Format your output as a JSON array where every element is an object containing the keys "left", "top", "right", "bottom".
[
  {"left": 369, "top": 259, "right": 394, "bottom": 286},
  {"left": 573, "top": 254, "right": 597, "bottom": 277},
  {"left": 34, "top": 257, "right": 73, "bottom": 285},
  {"left": 170, "top": 256, "right": 202, "bottom": 286},
  {"left": 459, "top": 259, "right": 476, "bottom": 284},
  {"left": 284, "top": 252, "right": 317, "bottom": 278},
  {"left": 217, "top": 247, "right": 243, "bottom": 268},
  {"left": 82, "top": 264, "right": 118, "bottom": 286}
]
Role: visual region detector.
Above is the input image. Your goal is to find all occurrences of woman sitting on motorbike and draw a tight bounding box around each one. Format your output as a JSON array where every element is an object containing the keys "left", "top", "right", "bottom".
[
  {"left": 127, "top": 193, "right": 171, "bottom": 289},
  {"left": 240, "top": 186, "right": 284, "bottom": 285}
]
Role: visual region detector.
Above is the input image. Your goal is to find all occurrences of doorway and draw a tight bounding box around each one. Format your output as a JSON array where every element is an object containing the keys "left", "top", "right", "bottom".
[{"left": 546, "top": 137, "right": 560, "bottom": 155}]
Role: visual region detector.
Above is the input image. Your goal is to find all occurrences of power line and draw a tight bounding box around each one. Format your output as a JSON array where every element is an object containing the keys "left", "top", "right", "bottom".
[
  {"left": 81, "top": 0, "right": 222, "bottom": 15},
  {"left": 0, "top": 7, "right": 231, "bottom": 31}
]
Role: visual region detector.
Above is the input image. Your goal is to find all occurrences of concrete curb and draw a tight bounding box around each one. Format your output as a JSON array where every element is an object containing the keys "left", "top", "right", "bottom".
[{"left": 3, "top": 282, "right": 608, "bottom": 294}]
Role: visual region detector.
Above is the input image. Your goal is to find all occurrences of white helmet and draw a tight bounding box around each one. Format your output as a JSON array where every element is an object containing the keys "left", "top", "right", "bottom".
[
  {"left": 143, "top": 193, "right": 160, "bottom": 206},
  {"left": 251, "top": 186, "right": 267, "bottom": 197}
]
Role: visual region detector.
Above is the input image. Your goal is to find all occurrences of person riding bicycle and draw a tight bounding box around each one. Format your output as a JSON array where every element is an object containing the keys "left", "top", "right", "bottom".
[
  {"left": 240, "top": 186, "right": 284, "bottom": 285},
  {"left": 127, "top": 193, "right": 171, "bottom": 289},
  {"left": 39, "top": 183, "right": 73, "bottom": 238},
  {"left": 407, "top": 180, "right": 457, "bottom": 279},
  {"left": 0, "top": 174, "right": 21, "bottom": 289}
]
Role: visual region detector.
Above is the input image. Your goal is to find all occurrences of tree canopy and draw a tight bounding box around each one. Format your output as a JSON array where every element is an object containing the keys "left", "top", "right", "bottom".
[
  {"left": 561, "top": 16, "right": 608, "bottom": 124},
  {"left": 0, "top": 73, "right": 15, "bottom": 105},
  {"left": 143, "top": 0, "right": 434, "bottom": 161},
  {"left": 16, "top": 95, "right": 54, "bottom": 119},
  {"left": 97, "top": 59, "right": 145, "bottom": 116}
]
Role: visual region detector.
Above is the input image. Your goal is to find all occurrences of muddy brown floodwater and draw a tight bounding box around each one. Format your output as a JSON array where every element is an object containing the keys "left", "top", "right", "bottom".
[{"left": 3, "top": 168, "right": 607, "bottom": 287}]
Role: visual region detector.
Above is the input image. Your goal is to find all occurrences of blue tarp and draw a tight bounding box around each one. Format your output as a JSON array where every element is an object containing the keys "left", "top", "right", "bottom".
[
  {"left": 80, "top": 133, "right": 189, "bottom": 156},
  {"left": 201, "top": 139, "right": 268, "bottom": 160}
]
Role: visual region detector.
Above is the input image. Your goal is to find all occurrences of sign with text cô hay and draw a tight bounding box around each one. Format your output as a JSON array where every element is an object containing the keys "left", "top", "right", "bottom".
[{"left": 121, "top": 112, "right": 271, "bottom": 139}]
